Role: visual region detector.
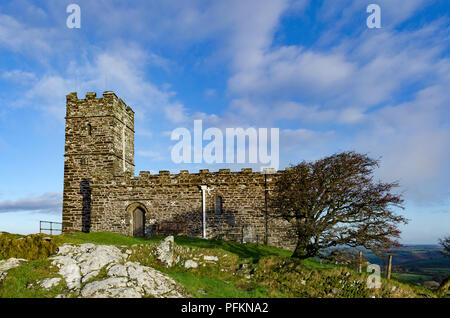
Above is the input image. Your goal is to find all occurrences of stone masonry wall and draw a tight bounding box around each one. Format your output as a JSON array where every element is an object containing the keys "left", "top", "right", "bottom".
[
  {"left": 62, "top": 92, "right": 297, "bottom": 251},
  {"left": 62, "top": 92, "right": 135, "bottom": 233},
  {"left": 88, "top": 169, "right": 297, "bottom": 250}
]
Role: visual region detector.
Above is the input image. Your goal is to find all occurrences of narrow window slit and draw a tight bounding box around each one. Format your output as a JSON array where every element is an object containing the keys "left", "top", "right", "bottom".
[{"left": 216, "top": 196, "right": 223, "bottom": 214}]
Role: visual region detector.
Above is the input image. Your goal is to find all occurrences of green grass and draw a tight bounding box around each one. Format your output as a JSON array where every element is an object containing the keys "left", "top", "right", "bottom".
[
  {"left": 0, "top": 232, "right": 25, "bottom": 240},
  {"left": 392, "top": 273, "right": 433, "bottom": 283},
  {"left": 299, "top": 257, "right": 336, "bottom": 270},
  {"left": 55, "top": 232, "right": 291, "bottom": 263},
  {"left": 0, "top": 259, "right": 67, "bottom": 298},
  {"left": 53, "top": 231, "right": 163, "bottom": 246},
  {"left": 162, "top": 270, "right": 268, "bottom": 298},
  {"left": 172, "top": 236, "right": 291, "bottom": 262}
]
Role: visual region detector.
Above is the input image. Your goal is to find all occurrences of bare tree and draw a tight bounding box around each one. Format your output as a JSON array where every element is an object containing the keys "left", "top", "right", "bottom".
[{"left": 271, "top": 151, "right": 408, "bottom": 259}]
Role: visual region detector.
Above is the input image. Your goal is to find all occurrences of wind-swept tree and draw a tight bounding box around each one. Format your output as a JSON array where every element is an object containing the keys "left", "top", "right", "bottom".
[{"left": 271, "top": 151, "right": 408, "bottom": 259}]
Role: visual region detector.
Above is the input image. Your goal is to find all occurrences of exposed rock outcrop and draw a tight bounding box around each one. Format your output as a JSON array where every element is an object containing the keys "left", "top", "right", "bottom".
[
  {"left": 50, "top": 243, "right": 188, "bottom": 298},
  {"left": 156, "top": 236, "right": 174, "bottom": 267},
  {"left": 39, "top": 278, "right": 62, "bottom": 290},
  {"left": 184, "top": 260, "right": 198, "bottom": 269},
  {"left": 0, "top": 258, "right": 27, "bottom": 282}
]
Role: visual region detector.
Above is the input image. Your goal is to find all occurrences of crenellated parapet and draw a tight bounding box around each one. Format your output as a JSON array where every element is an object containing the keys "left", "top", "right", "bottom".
[
  {"left": 66, "top": 91, "right": 134, "bottom": 132},
  {"left": 89, "top": 167, "right": 282, "bottom": 188}
]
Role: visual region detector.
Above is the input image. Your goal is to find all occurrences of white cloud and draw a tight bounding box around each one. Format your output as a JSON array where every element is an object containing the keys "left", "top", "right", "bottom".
[
  {"left": 354, "top": 81, "right": 450, "bottom": 204},
  {"left": 1, "top": 70, "right": 36, "bottom": 83},
  {"left": 280, "top": 128, "right": 337, "bottom": 162},
  {"left": 228, "top": 47, "right": 355, "bottom": 97},
  {"left": 3, "top": 42, "right": 182, "bottom": 122},
  {"left": 0, "top": 13, "right": 51, "bottom": 53},
  {"left": 136, "top": 150, "right": 165, "bottom": 161},
  {"left": 0, "top": 192, "right": 62, "bottom": 214},
  {"left": 163, "top": 103, "right": 190, "bottom": 124}
]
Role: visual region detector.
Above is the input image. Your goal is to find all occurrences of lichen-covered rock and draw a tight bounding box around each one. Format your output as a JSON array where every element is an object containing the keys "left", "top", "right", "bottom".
[
  {"left": 204, "top": 255, "right": 219, "bottom": 262},
  {"left": 126, "top": 261, "right": 185, "bottom": 297},
  {"left": 107, "top": 263, "right": 128, "bottom": 277},
  {"left": 50, "top": 243, "right": 188, "bottom": 298},
  {"left": 39, "top": 278, "right": 62, "bottom": 290},
  {"left": 50, "top": 255, "right": 81, "bottom": 289},
  {"left": 80, "top": 277, "right": 140, "bottom": 298},
  {"left": 185, "top": 260, "right": 198, "bottom": 269},
  {"left": 76, "top": 245, "right": 124, "bottom": 276},
  {"left": 156, "top": 236, "right": 174, "bottom": 267},
  {"left": 0, "top": 258, "right": 27, "bottom": 281}
]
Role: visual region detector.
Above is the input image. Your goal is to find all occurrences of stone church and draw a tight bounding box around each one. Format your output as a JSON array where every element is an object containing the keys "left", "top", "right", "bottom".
[{"left": 62, "top": 91, "right": 296, "bottom": 249}]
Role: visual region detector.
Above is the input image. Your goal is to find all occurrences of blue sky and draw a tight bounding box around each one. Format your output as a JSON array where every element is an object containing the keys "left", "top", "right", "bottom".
[{"left": 0, "top": 0, "right": 448, "bottom": 243}]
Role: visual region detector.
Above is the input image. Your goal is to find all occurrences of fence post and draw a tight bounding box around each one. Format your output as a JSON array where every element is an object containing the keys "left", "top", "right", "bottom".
[
  {"left": 358, "top": 250, "right": 363, "bottom": 273},
  {"left": 387, "top": 254, "right": 392, "bottom": 280}
]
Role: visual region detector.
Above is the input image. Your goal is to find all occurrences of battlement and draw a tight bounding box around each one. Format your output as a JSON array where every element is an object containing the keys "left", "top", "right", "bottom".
[
  {"left": 135, "top": 168, "right": 278, "bottom": 176},
  {"left": 90, "top": 167, "right": 281, "bottom": 188},
  {"left": 63, "top": 90, "right": 135, "bottom": 187},
  {"left": 134, "top": 167, "right": 280, "bottom": 177},
  {"left": 66, "top": 91, "right": 134, "bottom": 124}
]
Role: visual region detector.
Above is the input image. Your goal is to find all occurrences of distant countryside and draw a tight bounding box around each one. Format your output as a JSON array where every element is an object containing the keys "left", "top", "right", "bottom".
[{"left": 364, "top": 245, "right": 450, "bottom": 289}]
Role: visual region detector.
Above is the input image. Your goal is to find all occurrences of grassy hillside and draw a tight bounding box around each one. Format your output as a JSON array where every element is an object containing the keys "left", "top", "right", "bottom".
[{"left": 0, "top": 232, "right": 442, "bottom": 298}]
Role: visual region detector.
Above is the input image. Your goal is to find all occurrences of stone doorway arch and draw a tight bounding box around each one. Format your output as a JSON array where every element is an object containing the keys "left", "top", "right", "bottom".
[{"left": 126, "top": 203, "right": 148, "bottom": 237}]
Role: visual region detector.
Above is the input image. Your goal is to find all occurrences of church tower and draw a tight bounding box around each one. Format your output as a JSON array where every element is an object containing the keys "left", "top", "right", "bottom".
[{"left": 62, "top": 91, "right": 135, "bottom": 233}]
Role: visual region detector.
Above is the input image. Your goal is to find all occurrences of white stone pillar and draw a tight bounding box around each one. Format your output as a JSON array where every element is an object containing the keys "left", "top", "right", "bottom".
[
  {"left": 200, "top": 185, "right": 207, "bottom": 239},
  {"left": 122, "top": 125, "right": 126, "bottom": 172}
]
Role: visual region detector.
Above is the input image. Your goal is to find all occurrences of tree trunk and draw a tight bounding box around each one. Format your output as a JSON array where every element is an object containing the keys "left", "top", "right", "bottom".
[
  {"left": 291, "top": 234, "right": 312, "bottom": 259},
  {"left": 437, "top": 276, "right": 450, "bottom": 298}
]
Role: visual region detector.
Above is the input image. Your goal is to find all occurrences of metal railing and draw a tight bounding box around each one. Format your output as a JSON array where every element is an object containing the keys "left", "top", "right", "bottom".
[{"left": 39, "top": 221, "right": 63, "bottom": 235}]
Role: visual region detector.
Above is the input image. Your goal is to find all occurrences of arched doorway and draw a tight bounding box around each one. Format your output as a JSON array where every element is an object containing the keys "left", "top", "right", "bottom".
[
  {"left": 126, "top": 203, "right": 148, "bottom": 237},
  {"left": 133, "top": 207, "right": 145, "bottom": 237}
]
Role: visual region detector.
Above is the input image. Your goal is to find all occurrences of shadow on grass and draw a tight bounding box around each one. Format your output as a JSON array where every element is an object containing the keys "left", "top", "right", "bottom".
[{"left": 55, "top": 231, "right": 291, "bottom": 263}]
